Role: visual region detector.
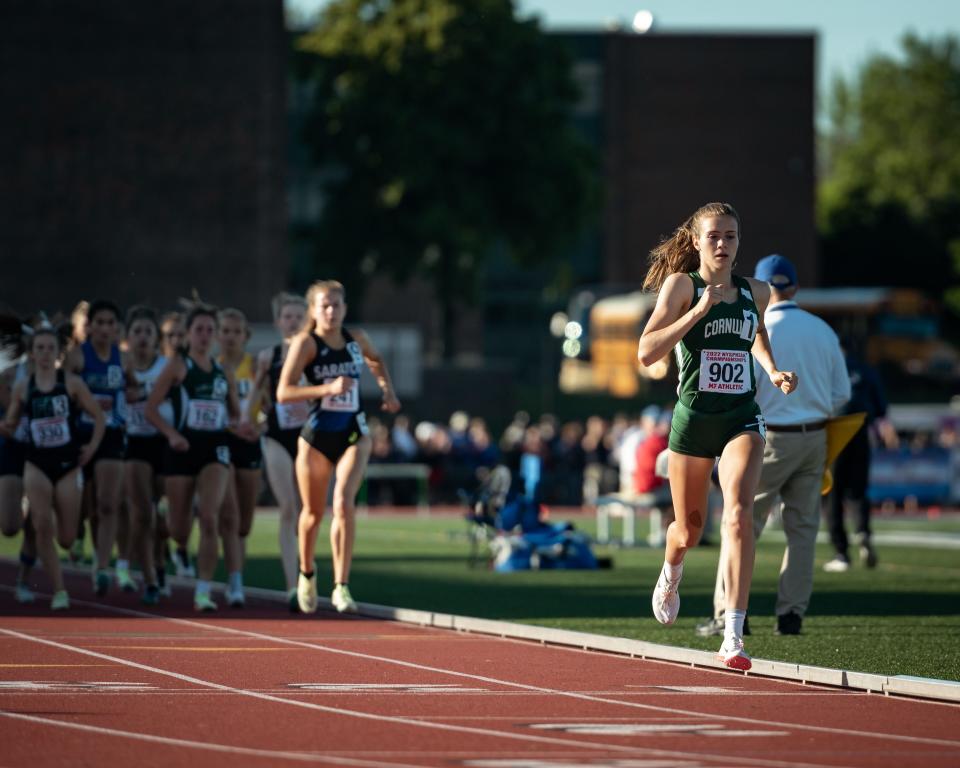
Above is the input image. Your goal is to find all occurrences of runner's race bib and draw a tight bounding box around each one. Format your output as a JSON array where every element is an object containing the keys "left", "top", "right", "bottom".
[
  {"left": 126, "top": 401, "right": 157, "bottom": 437},
  {"left": 30, "top": 415, "right": 70, "bottom": 448},
  {"left": 320, "top": 379, "right": 358, "bottom": 413},
  {"left": 698, "top": 350, "right": 751, "bottom": 395},
  {"left": 185, "top": 400, "right": 226, "bottom": 431},
  {"left": 275, "top": 401, "right": 310, "bottom": 429}
]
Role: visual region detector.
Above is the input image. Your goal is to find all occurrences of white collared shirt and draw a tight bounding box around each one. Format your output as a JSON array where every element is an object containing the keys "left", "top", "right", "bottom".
[{"left": 753, "top": 300, "right": 851, "bottom": 424}]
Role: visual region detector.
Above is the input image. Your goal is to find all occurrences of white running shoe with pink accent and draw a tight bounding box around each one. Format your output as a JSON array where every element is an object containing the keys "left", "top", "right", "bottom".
[
  {"left": 651, "top": 567, "right": 681, "bottom": 625},
  {"left": 717, "top": 636, "right": 752, "bottom": 671}
]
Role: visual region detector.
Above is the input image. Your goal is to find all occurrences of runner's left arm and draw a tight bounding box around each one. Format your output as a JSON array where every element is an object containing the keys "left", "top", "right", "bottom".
[
  {"left": 68, "top": 373, "right": 106, "bottom": 465},
  {"left": 354, "top": 329, "right": 401, "bottom": 414}
]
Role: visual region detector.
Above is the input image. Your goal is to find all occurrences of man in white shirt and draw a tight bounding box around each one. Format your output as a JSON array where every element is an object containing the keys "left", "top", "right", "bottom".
[{"left": 697, "top": 254, "right": 851, "bottom": 636}]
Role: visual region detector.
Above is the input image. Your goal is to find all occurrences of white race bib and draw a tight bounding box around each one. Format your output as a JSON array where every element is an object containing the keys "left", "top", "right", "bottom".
[
  {"left": 320, "top": 379, "right": 359, "bottom": 413},
  {"left": 276, "top": 401, "right": 309, "bottom": 429},
  {"left": 698, "top": 350, "right": 751, "bottom": 395},
  {"left": 30, "top": 416, "right": 70, "bottom": 448},
  {"left": 185, "top": 400, "right": 226, "bottom": 431},
  {"left": 126, "top": 401, "right": 157, "bottom": 437}
]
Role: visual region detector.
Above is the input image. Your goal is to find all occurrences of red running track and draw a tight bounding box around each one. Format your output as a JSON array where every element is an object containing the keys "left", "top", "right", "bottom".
[{"left": 1, "top": 562, "right": 958, "bottom": 768}]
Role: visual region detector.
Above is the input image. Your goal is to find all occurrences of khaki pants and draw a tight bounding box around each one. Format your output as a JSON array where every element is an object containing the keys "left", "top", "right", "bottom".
[{"left": 712, "top": 429, "right": 827, "bottom": 619}]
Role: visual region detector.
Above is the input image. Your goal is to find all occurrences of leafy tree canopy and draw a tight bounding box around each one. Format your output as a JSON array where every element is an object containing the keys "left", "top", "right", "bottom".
[
  {"left": 818, "top": 33, "right": 960, "bottom": 309},
  {"left": 295, "top": 0, "right": 598, "bottom": 340}
]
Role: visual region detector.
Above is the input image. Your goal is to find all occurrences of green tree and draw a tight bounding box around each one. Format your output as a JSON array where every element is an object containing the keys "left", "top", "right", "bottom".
[
  {"left": 295, "top": 0, "right": 598, "bottom": 357},
  {"left": 819, "top": 34, "right": 960, "bottom": 308}
]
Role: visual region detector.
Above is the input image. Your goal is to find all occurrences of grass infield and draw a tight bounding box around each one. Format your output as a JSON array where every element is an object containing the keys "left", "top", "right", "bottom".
[{"left": 4, "top": 509, "right": 958, "bottom": 682}]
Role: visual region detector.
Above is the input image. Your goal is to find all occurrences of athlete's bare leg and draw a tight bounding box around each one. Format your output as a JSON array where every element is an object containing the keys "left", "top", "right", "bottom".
[
  {"left": 164, "top": 476, "right": 197, "bottom": 558},
  {"left": 23, "top": 464, "right": 64, "bottom": 593},
  {"left": 93, "top": 459, "right": 125, "bottom": 570},
  {"left": 664, "top": 452, "right": 714, "bottom": 565},
  {"left": 295, "top": 438, "right": 334, "bottom": 573},
  {"left": 125, "top": 462, "right": 157, "bottom": 586},
  {"left": 330, "top": 436, "right": 371, "bottom": 585},
  {"left": 218, "top": 468, "right": 243, "bottom": 575},
  {"left": 195, "top": 463, "right": 230, "bottom": 581},
  {"left": 717, "top": 432, "right": 765, "bottom": 611},
  {"left": 262, "top": 437, "right": 300, "bottom": 590}
]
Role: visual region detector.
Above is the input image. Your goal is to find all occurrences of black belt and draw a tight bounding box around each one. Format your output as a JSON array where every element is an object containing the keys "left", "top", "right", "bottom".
[{"left": 766, "top": 421, "right": 827, "bottom": 433}]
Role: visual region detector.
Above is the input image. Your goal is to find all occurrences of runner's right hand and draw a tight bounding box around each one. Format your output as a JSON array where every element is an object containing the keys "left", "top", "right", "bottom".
[
  {"left": 694, "top": 284, "right": 725, "bottom": 317},
  {"left": 328, "top": 376, "right": 355, "bottom": 396}
]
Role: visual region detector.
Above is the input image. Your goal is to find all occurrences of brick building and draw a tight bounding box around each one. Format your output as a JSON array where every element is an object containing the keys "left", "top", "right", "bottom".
[{"left": 0, "top": 0, "right": 287, "bottom": 320}]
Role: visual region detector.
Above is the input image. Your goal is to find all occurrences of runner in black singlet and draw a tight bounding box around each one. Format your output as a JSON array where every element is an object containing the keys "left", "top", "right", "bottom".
[{"left": 277, "top": 281, "right": 400, "bottom": 615}]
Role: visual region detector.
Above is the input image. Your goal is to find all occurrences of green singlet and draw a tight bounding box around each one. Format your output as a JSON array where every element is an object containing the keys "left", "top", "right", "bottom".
[
  {"left": 172, "top": 353, "right": 229, "bottom": 435},
  {"left": 668, "top": 272, "right": 767, "bottom": 458}
]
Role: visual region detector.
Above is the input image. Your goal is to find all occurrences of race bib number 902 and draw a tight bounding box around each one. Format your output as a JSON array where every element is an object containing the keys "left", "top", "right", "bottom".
[{"left": 698, "top": 350, "right": 751, "bottom": 395}]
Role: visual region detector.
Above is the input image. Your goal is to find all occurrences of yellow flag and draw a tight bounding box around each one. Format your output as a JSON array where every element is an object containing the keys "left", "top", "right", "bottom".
[{"left": 821, "top": 412, "right": 867, "bottom": 495}]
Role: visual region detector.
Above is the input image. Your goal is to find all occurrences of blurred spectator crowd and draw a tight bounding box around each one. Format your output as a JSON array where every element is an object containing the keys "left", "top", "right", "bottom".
[
  {"left": 364, "top": 407, "right": 674, "bottom": 507},
  {"left": 364, "top": 406, "right": 960, "bottom": 511}
]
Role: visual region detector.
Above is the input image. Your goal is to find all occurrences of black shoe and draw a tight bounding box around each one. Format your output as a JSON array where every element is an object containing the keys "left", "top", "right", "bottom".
[{"left": 775, "top": 611, "right": 802, "bottom": 635}]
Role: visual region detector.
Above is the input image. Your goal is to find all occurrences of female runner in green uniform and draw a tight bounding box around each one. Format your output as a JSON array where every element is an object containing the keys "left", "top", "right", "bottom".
[{"left": 638, "top": 202, "right": 797, "bottom": 670}]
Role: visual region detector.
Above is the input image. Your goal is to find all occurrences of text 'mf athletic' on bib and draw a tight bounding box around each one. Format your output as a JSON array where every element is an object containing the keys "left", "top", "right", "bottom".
[{"left": 674, "top": 272, "right": 760, "bottom": 413}]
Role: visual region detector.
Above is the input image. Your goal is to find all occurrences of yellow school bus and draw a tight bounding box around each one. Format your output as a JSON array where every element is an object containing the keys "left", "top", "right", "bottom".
[{"left": 558, "top": 286, "right": 958, "bottom": 398}]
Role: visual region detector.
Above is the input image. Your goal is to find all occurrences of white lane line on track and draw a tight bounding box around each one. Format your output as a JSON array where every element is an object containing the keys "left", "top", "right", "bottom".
[
  {"left": 0, "top": 627, "right": 834, "bottom": 768},
  {"left": 0, "top": 710, "right": 426, "bottom": 768},
  {"left": 0, "top": 689, "right": 870, "bottom": 699},
  {"left": 29, "top": 592, "right": 956, "bottom": 752}
]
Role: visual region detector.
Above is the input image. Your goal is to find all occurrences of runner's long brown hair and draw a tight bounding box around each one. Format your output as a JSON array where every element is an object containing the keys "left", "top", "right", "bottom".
[{"left": 643, "top": 202, "right": 741, "bottom": 292}]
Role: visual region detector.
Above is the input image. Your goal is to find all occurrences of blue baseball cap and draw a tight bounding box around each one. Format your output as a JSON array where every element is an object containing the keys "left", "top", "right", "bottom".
[{"left": 754, "top": 254, "right": 797, "bottom": 289}]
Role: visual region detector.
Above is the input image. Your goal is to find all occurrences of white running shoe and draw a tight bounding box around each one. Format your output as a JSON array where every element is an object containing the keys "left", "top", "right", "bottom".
[
  {"left": 50, "top": 590, "right": 70, "bottom": 611},
  {"left": 297, "top": 571, "right": 318, "bottom": 614},
  {"left": 823, "top": 556, "right": 850, "bottom": 573},
  {"left": 14, "top": 582, "right": 35, "bottom": 604},
  {"left": 717, "top": 636, "right": 752, "bottom": 671},
  {"left": 225, "top": 586, "right": 245, "bottom": 608},
  {"left": 331, "top": 584, "right": 357, "bottom": 614},
  {"left": 651, "top": 566, "right": 681, "bottom": 625}
]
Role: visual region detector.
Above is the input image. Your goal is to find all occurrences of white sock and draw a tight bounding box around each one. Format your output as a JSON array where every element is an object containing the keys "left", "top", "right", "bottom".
[
  {"left": 116, "top": 559, "right": 129, "bottom": 572},
  {"left": 725, "top": 608, "right": 746, "bottom": 642},
  {"left": 663, "top": 561, "right": 683, "bottom": 581},
  {"left": 228, "top": 571, "right": 243, "bottom": 591},
  {"left": 195, "top": 580, "right": 211, "bottom": 597}
]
